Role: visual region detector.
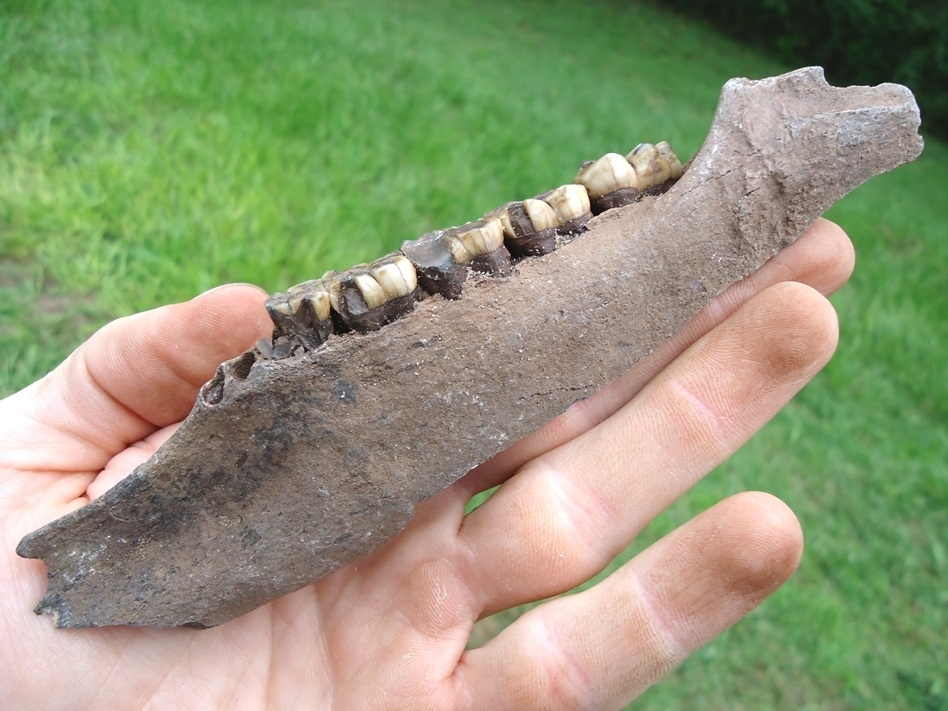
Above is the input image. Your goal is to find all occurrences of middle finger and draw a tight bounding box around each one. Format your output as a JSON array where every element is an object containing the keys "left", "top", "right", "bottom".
[{"left": 458, "top": 281, "right": 838, "bottom": 615}]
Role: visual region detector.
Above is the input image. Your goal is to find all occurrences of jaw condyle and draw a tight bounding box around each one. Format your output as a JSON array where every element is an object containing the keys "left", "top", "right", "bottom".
[{"left": 16, "top": 68, "right": 923, "bottom": 629}]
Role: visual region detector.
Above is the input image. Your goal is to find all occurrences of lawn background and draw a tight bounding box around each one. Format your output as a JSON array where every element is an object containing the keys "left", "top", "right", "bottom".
[{"left": 2, "top": 0, "right": 946, "bottom": 708}]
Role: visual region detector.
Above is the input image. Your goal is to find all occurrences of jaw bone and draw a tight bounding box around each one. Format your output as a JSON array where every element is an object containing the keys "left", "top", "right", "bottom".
[{"left": 16, "top": 68, "right": 923, "bottom": 629}]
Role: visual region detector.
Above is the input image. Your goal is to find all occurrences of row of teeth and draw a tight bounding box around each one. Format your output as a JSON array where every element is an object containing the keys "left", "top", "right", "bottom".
[{"left": 263, "top": 142, "right": 685, "bottom": 358}]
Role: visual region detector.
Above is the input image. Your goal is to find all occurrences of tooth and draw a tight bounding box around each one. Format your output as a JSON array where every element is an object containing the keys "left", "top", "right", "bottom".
[
  {"left": 541, "top": 183, "right": 591, "bottom": 223},
  {"left": 626, "top": 143, "right": 673, "bottom": 189},
  {"left": 457, "top": 217, "right": 504, "bottom": 257},
  {"left": 522, "top": 198, "right": 559, "bottom": 232},
  {"left": 574, "top": 153, "right": 639, "bottom": 197},
  {"left": 443, "top": 232, "right": 475, "bottom": 264},
  {"left": 392, "top": 254, "right": 418, "bottom": 293},
  {"left": 264, "top": 280, "right": 334, "bottom": 351},
  {"left": 305, "top": 287, "right": 331, "bottom": 322},
  {"left": 489, "top": 201, "right": 557, "bottom": 258},
  {"left": 353, "top": 273, "right": 386, "bottom": 310},
  {"left": 655, "top": 141, "right": 685, "bottom": 180},
  {"left": 401, "top": 231, "right": 469, "bottom": 299},
  {"left": 370, "top": 255, "right": 415, "bottom": 299}
]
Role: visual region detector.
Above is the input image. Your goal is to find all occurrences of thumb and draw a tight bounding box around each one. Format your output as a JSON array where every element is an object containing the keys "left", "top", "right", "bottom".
[{"left": 0, "top": 284, "right": 272, "bottom": 475}]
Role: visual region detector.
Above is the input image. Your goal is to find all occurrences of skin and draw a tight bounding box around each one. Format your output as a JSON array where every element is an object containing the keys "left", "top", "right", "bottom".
[{"left": 0, "top": 218, "right": 854, "bottom": 710}]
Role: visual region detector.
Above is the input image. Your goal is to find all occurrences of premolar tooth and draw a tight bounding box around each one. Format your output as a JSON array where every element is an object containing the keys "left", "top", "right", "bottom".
[
  {"left": 574, "top": 153, "right": 639, "bottom": 197},
  {"left": 353, "top": 272, "right": 386, "bottom": 310},
  {"left": 541, "top": 184, "right": 591, "bottom": 223},
  {"left": 626, "top": 143, "right": 673, "bottom": 189},
  {"left": 305, "top": 287, "right": 331, "bottom": 322},
  {"left": 393, "top": 254, "right": 418, "bottom": 293},
  {"left": 401, "top": 230, "right": 469, "bottom": 299},
  {"left": 264, "top": 279, "right": 334, "bottom": 351},
  {"left": 370, "top": 254, "right": 417, "bottom": 299}
]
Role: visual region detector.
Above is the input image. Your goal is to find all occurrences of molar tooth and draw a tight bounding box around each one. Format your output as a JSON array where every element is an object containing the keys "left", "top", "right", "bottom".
[
  {"left": 574, "top": 153, "right": 639, "bottom": 197},
  {"left": 655, "top": 141, "right": 684, "bottom": 180},
  {"left": 489, "top": 201, "right": 556, "bottom": 258},
  {"left": 626, "top": 143, "right": 672, "bottom": 189},
  {"left": 456, "top": 217, "right": 505, "bottom": 257},
  {"left": 444, "top": 232, "right": 475, "bottom": 264},
  {"left": 522, "top": 198, "right": 559, "bottom": 232},
  {"left": 541, "top": 183, "right": 591, "bottom": 224}
]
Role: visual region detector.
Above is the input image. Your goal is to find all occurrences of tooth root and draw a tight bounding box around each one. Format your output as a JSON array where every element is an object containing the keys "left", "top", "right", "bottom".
[
  {"left": 574, "top": 153, "right": 639, "bottom": 198},
  {"left": 589, "top": 189, "right": 641, "bottom": 215},
  {"left": 522, "top": 198, "right": 559, "bottom": 232},
  {"left": 401, "top": 230, "right": 468, "bottom": 299},
  {"left": 626, "top": 143, "right": 673, "bottom": 189}
]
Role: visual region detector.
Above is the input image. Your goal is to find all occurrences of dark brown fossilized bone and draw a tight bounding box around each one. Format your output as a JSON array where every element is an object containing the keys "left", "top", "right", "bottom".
[{"left": 17, "top": 67, "right": 923, "bottom": 629}]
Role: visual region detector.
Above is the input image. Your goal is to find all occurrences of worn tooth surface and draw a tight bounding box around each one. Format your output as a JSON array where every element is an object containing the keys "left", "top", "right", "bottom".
[
  {"left": 626, "top": 143, "right": 673, "bottom": 189},
  {"left": 457, "top": 217, "right": 505, "bottom": 258},
  {"left": 541, "top": 184, "right": 591, "bottom": 223},
  {"left": 574, "top": 152, "right": 639, "bottom": 197},
  {"left": 655, "top": 141, "right": 685, "bottom": 180},
  {"left": 305, "top": 287, "right": 332, "bottom": 323},
  {"left": 537, "top": 184, "right": 593, "bottom": 242},
  {"left": 491, "top": 201, "right": 556, "bottom": 257},
  {"left": 401, "top": 230, "right": 470, "bottom": 299},
  {"left": 326, "top": 264, "right": 418, "bottom": 333},
  {"left": 265, "top": 280, "right": 333, "bottom": 350},
  {"left": 522, "top": 197, "right": 559, "bottom": 232},
  {"left": 370, "top": 254, "right": 417, "bottom": 299}
]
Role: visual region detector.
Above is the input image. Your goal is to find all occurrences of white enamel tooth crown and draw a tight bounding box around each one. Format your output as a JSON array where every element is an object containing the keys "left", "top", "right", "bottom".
[
  {"left": 305, "top": 287, "right": 332, "bottom": 321},
  {"left": 457, "top": 217, "right": 505, "bottom": 257},
  {"left": 574, "top": 152, "right": 639, "bottom": 197},
  {"left": 522, "top": 198, "right": 559, "bottom": 232},
  {"left": 626, "top": 143, "right": 673, "bottom": 189},
  {"left": 542, "top": 184, "right": 591, "bottom": 223},
  {"left": 370, "top": 254, "right": 418, "bottom": 298},
  {"left": 351, "top": 271, "right": 387, "bottom": 310},
  {"left": 655, "top": 141, "right": 684, "bottom": 180},
  {"left": 265, "top": 140, "right": 685, "bottom": 350}
]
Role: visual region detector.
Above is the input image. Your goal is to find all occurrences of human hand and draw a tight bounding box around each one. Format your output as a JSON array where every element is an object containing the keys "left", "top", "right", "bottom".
[{"left": 1, "top": 218, "right": 853, "bottom": 710}]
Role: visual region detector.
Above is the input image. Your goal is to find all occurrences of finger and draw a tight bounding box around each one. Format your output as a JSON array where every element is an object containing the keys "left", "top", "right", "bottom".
[
  {"left": 459, "top": 491, "right": 803, "bottom": 711},
  {"left": 460, "top": 281, "right": 836, "bottom": 614},
  {"left": 457, "top": 217, "right": 852, "bottom": 496},
  {"left": 0, "top": 284, "right": 271, "bottom": 474}
]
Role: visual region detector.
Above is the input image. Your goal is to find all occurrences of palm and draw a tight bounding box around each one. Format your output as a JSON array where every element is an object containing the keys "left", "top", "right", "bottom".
[{"left": 2, "top": 220, "right": 853, "bottom": 710}]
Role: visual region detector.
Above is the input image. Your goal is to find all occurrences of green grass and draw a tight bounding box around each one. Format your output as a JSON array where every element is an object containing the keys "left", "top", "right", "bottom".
[{"left": 2, "top": 0, "right": 946, "bottom": 708}]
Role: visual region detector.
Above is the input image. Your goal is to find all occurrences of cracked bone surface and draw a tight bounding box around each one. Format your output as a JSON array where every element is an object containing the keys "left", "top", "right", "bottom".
[{"left": 17, "top": 68, "right": 923, "bottom": 629}]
